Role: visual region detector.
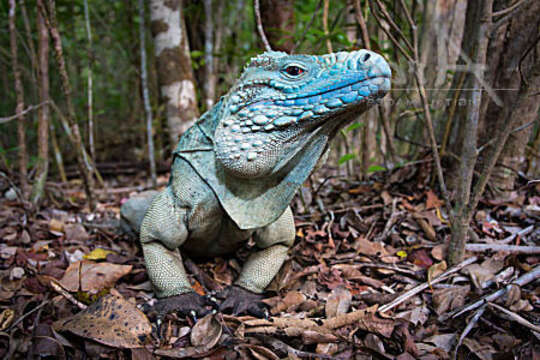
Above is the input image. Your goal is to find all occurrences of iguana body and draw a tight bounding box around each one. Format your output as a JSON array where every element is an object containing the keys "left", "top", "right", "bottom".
[{"left": 139, "top": 50, "right": 391, "bottom": 314}]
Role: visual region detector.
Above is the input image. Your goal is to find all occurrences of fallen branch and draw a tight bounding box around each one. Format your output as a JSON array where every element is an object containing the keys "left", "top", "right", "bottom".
[
  {"left": 50, "top": 279, "right": 87, "bottom": 310},
  {"left": 497, "top": 225, "right": 534, "bottom": 244},
  {"left": 488, "top": 302, "right": 540, "bottom": 333},
  {"left": 442, "top": 265, "right": 540, "bottom": 320},
  {"left": 465, "top": 244, "right": 540, "bottom": 254},
  {"left": 378, "top": 256, "right": 478, "bottom": 313},
  {"left": 452, "top": 304, "right": 486, "bottom": 360}
]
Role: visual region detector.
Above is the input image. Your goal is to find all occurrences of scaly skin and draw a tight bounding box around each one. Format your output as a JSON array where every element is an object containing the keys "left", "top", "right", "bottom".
[{"left": 139, "top": 50, "right": 391, "bottom": 315}]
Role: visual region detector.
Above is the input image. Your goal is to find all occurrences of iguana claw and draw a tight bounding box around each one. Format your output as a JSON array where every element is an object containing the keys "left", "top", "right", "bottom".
[
  {"left": 153, "top": 292, "right": 216, "bottom": 317},
  {"left": 217, "top": 285, "right": 268, "bottom": 318}
]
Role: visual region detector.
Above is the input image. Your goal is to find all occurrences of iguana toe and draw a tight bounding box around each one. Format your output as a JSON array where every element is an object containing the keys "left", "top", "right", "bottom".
[{"left": 218, "top": 285, "right": 268, "bottom": 317}]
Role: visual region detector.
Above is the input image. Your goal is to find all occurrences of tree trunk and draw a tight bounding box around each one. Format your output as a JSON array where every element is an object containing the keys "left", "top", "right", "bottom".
[
  {"left": 259, "top": 0, "right": 295, "bottom": 53},
  {"left": 203, "top": 0, "right": 216, "bottom": 110},
  {"left": 139, "top": 0, "right": 157, "bottom": 187},
  {"left": 150, "top": 0, "right": 199, "bottom": 147},
  {"left": 43, "top": 0, "right": 96, "bottom": 209},
  {"left": 83, "top": 0, "right": 95, "bottom": 162},
  {"left": 8, "top": 0, "right": 28, "bottom": 195},
  {"left": 479, "top": 0, "right": 540, "bottom": 195},
  {"left": 31, "top": 0, "right": 50, "bottom": 205}
]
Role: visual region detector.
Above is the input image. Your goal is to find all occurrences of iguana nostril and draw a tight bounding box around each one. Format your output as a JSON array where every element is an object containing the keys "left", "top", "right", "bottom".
[{"left": 362, "top": 53, "right": 371, "bottom": 62}]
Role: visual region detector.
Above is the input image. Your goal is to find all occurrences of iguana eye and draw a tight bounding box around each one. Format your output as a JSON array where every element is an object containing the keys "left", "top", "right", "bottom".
[{"left": 283, "top": 65, "right": 305, "bottom": 77}]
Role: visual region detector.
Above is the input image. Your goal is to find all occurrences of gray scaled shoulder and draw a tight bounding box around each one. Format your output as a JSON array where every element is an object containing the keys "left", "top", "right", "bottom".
[{"left": 175, "top": 50, "right": 391, "bottom": 230}]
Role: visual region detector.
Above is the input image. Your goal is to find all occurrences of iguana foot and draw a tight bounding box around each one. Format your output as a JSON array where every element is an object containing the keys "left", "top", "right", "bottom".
[
  {"left": 218, "top": 285, "right": 268, "bottom": 317},
  {"left": 154, "top": 292, "right": 216, "bottom": 318}
]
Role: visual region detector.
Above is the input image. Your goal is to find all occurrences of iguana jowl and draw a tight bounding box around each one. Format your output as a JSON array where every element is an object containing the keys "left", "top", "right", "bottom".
[{"left": 140, "top": 50, "right": 391, "bottom": 315}]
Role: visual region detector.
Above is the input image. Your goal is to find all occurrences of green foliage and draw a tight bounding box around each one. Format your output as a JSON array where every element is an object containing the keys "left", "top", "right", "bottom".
[
  {"left": 367, "top": 164, "right": 386, "bottom": 173},
  {"left": 338, "top": 153, "right": 355, "bottom": 165}
]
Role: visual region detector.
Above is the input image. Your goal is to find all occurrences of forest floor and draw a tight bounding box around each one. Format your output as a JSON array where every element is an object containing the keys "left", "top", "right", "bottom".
[{"left": 0, "top": 159, "right": 539, "bottom": 359}]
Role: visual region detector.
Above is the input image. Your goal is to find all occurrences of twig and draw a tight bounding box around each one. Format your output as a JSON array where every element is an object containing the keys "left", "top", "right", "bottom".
[
  {"left": 492, "top": 0, "right": 528, "bottom": 17},
  {"left": 367, "top": 0, "right": 413, "bottom": 62},
  {"left": 481, "top": 266, "right": 514, "bottom": 289},
  {"left": 488, "top": 302, "right": 540, "bottom": 333},
  {"left": 374, "top": 198, "right": 404, "bottom": 242},
  {"left": 492, "top": 0, "right": 532, "bottom": 33},
  {"left": 322, "top": 0, "right": 332, "bottom": 53},
  {"left": 50, "top": 279, "right": 88, "bottom": 310},
  {"left": 452, "top": 304, "right": 486, "bottom": 360},
  {"left": 0, "top": 100, "right": 50, "bottom": 124},
  {"left": 7, "top": 300, "right": 50, "bottom": 331},
  {"left": 256, "top": 335, "right": 338, "bottom": 359},
  {"left": 378, "top": 256, "right": 478, "bottom": 313},
  {"left": 353, "top": 0, "right": 370, "bottom": 49},
  {"left": 495, "top": 225, "right": 534, "bottom": 244},
  {"left": 253, "top": 0, "right": 272, "bottom": 52},
  {"left": 442, "top": 265, "right": 540, "bottom": 320},
  {"left": 465, "top": 244, "right": 540, "bottom": 254}
]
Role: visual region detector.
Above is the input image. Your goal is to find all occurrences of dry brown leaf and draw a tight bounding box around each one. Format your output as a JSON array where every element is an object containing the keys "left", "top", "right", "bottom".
[
  {"left": 270, "top": 291, "right": 306, "bottom": 315},
  {"left": 423, "top": 333, "right": 455, "bottom": 353},
  {"left": 301, "top": 330, "right": 339, "bottom": 344},
  {"left": 53, "top": 294, "right": 151, "bottom": 348},
  {"left": 427, "top": 261, "right": 447, "bottom": 283},
  {"left": 425, "top": 190, "right": 443, "bottom": 210},
  {"left": 325, "top": 286, "right": 351, "bottom": 318},
  {"left": 464, "top": 258, "right": 504, "bottom": 289},
  {"left": 58, "top": 260, "right": 132, "bottom": 293},
  {"left": 462, "top": 338, "right": 496, "bottom": 360},
  {"left": 0, "top": 308, "right": 14, "bottom": 330},
  {"left": 431, "top": 244, "right": 446, "bottom": 261},
  {"left": 64, "top": 224, "right": 89, "bottom": 242},
  {"left": 432, "top": 285, "right": 470, "bottom": 315},
  {"left": 49, "top": 218, "right": 64, "bottom": 234},
  {"left": 509, "top": 299, "right": 532, "bottom": 312},
  {"left": 395, "top": 306, "right": 430, "bottom": 326},
  {"left": 190, "top": 313, "right": 222, "bottom": 349},
  {"left": 246, "top": 345, "right": 280, "bottom": 360},
  {"left": 353, "top": 236, "right": 388, "bottom": 256},
  {"left": 316, "top": 342, "right": 338, "bottom": 355}
]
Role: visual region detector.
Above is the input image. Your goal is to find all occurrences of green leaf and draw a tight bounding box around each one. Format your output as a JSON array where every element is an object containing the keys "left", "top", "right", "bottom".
[
  {"left": 345, "top": 122, "right": 363, "bottom": 132},
  {"left": 338, "top": 153, "right": 355, "bottom": 165},
  {"left": 367, "top": 165, "right": 387, "bottom": 173}
]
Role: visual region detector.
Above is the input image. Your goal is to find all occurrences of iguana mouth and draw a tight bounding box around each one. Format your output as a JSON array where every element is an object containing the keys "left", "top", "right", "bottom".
[{"left": 282, "top": 74, "right": 391, "bottom": 101}]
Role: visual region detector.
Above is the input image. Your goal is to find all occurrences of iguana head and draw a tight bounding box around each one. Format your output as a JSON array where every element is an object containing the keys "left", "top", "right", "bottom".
[{"left": 215, "top": 50, "right": 391, "bottom": 179}]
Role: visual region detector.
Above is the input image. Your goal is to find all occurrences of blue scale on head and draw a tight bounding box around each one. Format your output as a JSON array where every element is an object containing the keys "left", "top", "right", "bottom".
[
  {"left": 308, "top": 95, "right": 321, "bottom": 104},
  {"left": 357, "top": 87, "right": 370, "bottom": 97},
  {"left": 326, "top": 98, "right": 343, "bottom": 108},
  {"left": 320, "top": 91, "right": 335, "bottom": 100},
  {"left": 274, "top": 116, "right": 296, "bottom": 127},
  {"left": 286, "top": 108, "right": 303, "bottom": 116},
  {"left": 340, "top": 93, "right": 358, "bottom": 104},
  {"left": 313, "top": 105, "right": 328, "bottom": 115},
  {"left": 293, "top": 98, "right": 309, "bottom": 106}
]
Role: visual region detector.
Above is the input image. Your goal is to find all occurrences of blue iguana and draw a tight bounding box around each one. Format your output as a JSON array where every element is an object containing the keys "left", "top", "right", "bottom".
[{"left": 134, "top": 50, "right": 391, "bottom": 316}]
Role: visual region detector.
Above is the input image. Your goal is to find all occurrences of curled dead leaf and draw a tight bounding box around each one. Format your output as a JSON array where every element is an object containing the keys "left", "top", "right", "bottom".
[
  {"left": 325, "top": 286, "right": 351, "bottom": 318},
  {"left": 190, "top": 313, "right": 222, "bottom": 349}
]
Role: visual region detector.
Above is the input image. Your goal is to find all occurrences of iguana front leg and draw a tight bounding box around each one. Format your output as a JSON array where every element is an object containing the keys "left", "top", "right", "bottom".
[
  {"left": 140, "top": 188, "right": 212, "bottom": 315},
  {"left": 220, "top": 207, "right": 296, "bottom": 315}
]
